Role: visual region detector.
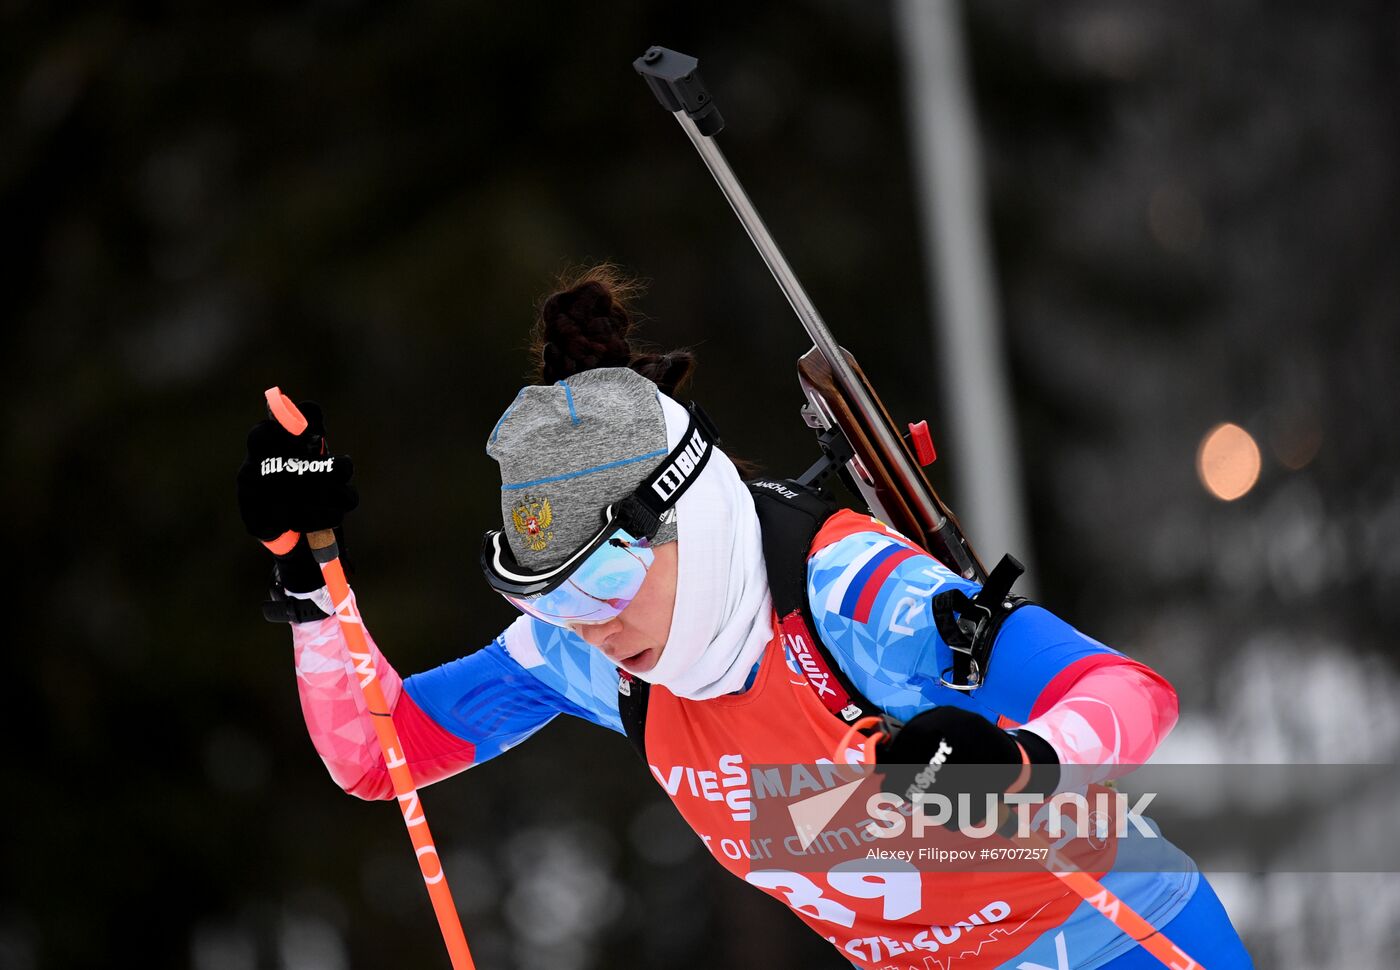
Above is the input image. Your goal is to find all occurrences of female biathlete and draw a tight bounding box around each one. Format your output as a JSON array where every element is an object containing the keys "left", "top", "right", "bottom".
[{"left": 238, "top": 267, "right": 1253, "bottom": 969}]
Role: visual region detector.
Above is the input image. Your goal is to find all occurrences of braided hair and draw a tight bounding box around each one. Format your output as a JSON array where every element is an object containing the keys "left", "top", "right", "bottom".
[
  {"left": 530, "top": 263, "right": 759, "bottom": 477},
  {"left": 531, "top": 264, "right": 696, "bottom": 397}
]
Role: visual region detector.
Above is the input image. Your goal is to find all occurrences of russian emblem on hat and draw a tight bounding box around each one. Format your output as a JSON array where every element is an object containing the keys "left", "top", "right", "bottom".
[{"left": 511, "top": 496, "right": 554, "bottom": 552}]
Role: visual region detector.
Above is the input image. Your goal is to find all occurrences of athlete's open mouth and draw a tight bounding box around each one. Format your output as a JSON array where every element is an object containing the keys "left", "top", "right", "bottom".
[{"left": 618, "top": 647, "right": 657, "bottom": 673}]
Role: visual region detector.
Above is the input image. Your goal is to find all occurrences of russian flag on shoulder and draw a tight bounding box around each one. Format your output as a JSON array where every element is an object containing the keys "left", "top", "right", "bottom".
[{"left": 826, "top": 539, "right": 921, "bottom": 624}]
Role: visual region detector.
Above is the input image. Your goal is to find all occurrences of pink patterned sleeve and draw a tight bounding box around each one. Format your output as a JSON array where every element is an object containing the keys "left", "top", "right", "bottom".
[
  {"left": 1015, "top": 661, "right": 1179, "bottom": 779},
  {"left": 291, "top": 613, "right": 477, "bottom": 801}
]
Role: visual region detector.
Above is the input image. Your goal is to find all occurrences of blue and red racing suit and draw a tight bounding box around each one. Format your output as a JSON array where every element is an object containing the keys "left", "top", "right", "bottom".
[{"left": 290, "top": 512, "right": 1247, "bottom": 968}]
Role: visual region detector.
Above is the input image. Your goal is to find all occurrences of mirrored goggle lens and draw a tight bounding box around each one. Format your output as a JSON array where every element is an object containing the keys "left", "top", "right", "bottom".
[{"left": 503, "top": 532, "right": 655, "bottom": 627}]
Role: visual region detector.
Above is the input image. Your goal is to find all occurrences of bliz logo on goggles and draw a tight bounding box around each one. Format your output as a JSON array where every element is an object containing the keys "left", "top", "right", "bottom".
[
  {"left": 261, "top": 456, "right": 335, "bottom": 476},
  {"left": 650, "top": 428, "right": 710, "bottom": 502}
]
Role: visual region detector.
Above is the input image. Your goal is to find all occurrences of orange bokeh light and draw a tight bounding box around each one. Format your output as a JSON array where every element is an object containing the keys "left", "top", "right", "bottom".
[{"left": 1197, "top": 422, "right": 1261, "bottom": 501}]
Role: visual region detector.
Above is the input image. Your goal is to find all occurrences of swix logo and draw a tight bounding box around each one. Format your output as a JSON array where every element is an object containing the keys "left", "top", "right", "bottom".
[
  {"left": 778, "top": 612, "right": 853, "bottom": 717},
  {"left": 650, "top": 429, "right": 708, "bottom": 502},
  {"left": 789, "top": 632, "right": 836, "bottom": 698},
  {"left": 261, "top": 456, "right": 335, "bottom": 476}
]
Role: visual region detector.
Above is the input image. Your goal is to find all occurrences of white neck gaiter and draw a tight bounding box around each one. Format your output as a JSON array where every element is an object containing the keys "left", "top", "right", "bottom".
[{"left": 638, "top": 394, "right": 772, "bottom": 700}]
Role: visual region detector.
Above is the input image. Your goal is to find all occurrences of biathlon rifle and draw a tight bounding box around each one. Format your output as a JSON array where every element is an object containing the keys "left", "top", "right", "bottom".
[
  {"left": 631, "top": 50, "right": 1212, "bottom": 970},
  {"left": 633, "top": 46, "right": 986, "bottom": 585}
]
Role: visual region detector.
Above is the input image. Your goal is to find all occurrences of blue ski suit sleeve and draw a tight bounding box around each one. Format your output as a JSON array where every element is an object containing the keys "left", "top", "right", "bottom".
[
  {"left": 403, "top": 615, "right": 623, "bottom": 767},
  {"left": 804, "top": 526, "right": 1130, "bottom": 724}
]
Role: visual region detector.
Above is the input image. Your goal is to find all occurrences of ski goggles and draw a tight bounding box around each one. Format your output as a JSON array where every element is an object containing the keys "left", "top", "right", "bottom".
[{"left": 480, "top": 402, "right": 719, "bottom": 628}]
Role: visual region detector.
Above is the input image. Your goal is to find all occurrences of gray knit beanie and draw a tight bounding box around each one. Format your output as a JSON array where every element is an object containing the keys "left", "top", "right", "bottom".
[{"left": 486, "top": 367, "right": 679, "bottom": 571}]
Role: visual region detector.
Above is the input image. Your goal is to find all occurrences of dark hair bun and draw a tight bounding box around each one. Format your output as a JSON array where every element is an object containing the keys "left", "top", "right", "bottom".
[
  {"left": 538, "top": 280, "right": 632, "bottom": 383},
  {"left": 532, "top": 264, "right": 696, "bottom": 397}
]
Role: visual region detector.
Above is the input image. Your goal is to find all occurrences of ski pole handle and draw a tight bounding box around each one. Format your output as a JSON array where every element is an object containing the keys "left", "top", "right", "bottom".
[
  {"left": 264, "top": 387, "right": 338, "bottom": 553},
  {"left": 263, "top": 387, "right": 476, "bottom": 970}
]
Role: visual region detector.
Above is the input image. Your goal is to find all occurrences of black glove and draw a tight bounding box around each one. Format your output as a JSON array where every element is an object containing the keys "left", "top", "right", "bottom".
[
  {"left": 875, "top": 706, "right": 1058, "bottom": 825},
  {"left": 236, "top": 401, "right": 357, "bottom": 594}
]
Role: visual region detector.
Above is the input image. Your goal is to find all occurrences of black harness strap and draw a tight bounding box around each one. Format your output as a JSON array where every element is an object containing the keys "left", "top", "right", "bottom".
[
  {"left": 616, "top": 669, "right": 651, "bottom": 762},
  {"left": 747, "top": 479, "right": 888, "bottom": 727}
]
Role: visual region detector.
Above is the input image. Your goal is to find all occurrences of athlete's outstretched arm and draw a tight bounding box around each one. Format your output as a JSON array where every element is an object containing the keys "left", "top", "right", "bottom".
[
  {"left": 293, "top": 615, "right": 499, "bottom": 800},
  {"left": 293, "top": 611, "right": 625, "bottom": 801}
]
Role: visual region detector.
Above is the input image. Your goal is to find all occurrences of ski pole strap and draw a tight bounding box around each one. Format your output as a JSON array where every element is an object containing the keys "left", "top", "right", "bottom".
[
  {"left": 262, "top": 584, "right": 332, "bottom": 623},
  {"left": 932, "top": 554, "right": 1030, "bottom": 690}
]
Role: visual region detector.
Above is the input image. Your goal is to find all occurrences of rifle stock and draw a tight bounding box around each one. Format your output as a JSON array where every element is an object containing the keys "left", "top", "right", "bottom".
[{"left": 797, "top": 348, "right": 985, "bottom": 582}]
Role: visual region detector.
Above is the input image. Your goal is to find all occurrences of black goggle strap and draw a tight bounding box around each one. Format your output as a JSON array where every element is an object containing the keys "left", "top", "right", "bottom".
[{"left": 615, "top": 401, "right": 720, "bottom": 540}]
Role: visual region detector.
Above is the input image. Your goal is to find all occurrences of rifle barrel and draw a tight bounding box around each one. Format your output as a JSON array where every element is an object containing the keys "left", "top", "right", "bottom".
[{"left": 671, "top": 110, "right": 952, "bottom": 536}]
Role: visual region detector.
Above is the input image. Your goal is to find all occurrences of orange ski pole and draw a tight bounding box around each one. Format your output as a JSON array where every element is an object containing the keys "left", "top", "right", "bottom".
[
  {"left": 1016, "top": 827, "right": 1206, "bottom": 970},
  {"left": 265, "top": 386, "right": 476, "bottom": 970}
]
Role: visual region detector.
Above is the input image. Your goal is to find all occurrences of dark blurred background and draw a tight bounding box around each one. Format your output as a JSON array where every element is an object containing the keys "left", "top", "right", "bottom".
[{"left": 5, "top": 1, "right": 1399, "bottom": 967}]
